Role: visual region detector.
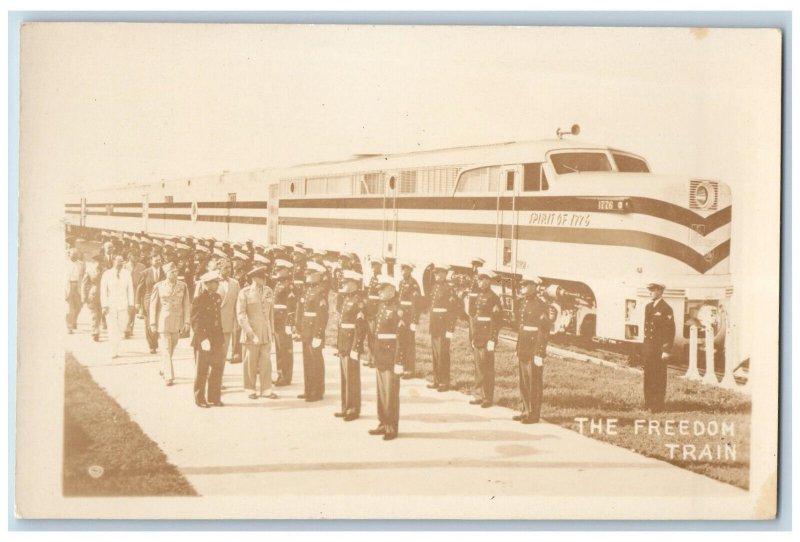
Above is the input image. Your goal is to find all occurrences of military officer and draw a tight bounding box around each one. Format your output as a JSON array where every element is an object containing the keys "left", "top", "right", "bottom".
[
  {"left": 335, "top": 269, "right": 367, "bottom": 421},
  {"left": 298, "top": 261, "right": 329, "bottom": 402},
  {"left": 397, "top": 263, "right": 421, "bottom": 379},
  {"left": 136, "top": 253, "right": 165, "bottom": 354},
  {"left": 428, "top": 263, "right": 457, "bottom": 391},
  {"left": 333, "top": 253, "right": 351, "bottom": 313},
  {"left": 364, "top": 259, "right": 384, "bottom": 368},
  {"left": 513, "top": 275, "right": 551, "bottom": 423},
  {"left": 237, "top": 265, "right": 277, "bottom": 399},
  {"left": 642, "top": 282, "right": 675, "bottom": 412},
  {"left": 468, "top": 268, "right": 503, "bottom": 408},
  {"left": 149, "top": 261, "right": 191, "bottom": 385},
  {"left": 81, "top": 253, "right": 105, "bottom": 342},
  {"left": 291, "top": 246, "right": 308, "bottom": 335},
  {"left": 272, "top": 259, "right": 297, "bottom": 386},
  {"left": 367, "top": 275, "right": 405, "bottom": 441},
  {"left": 191, "top": 270, "right": 226, "bottom": 408}
]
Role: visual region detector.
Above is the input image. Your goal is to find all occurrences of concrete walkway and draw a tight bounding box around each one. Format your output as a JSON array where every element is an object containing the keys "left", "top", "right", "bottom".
[{"left": 66, "top": 311, "right": 745, "bottom": 502}]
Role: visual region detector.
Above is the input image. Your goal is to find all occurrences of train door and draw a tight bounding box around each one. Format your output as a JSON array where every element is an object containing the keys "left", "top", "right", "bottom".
[
  {"left": 267, "top": 183, "right": 279, "bottom": 244},
  {"left": 383, "top": 172, "right": 399, "bottom": 259},
  {"left": 495, "top": 165, "right": 521, "bottom": 273}
]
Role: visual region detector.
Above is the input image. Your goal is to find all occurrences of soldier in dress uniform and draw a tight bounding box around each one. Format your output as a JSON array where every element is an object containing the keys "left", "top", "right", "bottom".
[
  {"left": 237, "top": 265, "right": 277, "bottom": 400},
  {"left": 334, "top": 269, "right": 367, "bottom": 421},
  {"left": 81, "top": 253, "right": 105, "bottom": 342},
  {"left": 291, "top": 246, "right": 308, "bottom": 335},
  {"left": 464, "top": 257, "right": 485, "bottom": 341},
  {"left": 149, "top": 262, "right": 191, "bottom": 386},
  {"left": 333, "top": 253, "right": 351, "bottom": 313},
  {"left": 513, "top": 275, "right": 551, "bottom": 423},
  {"left": 468, "top": 268, "right": 503, "bottom": 408},
  {"left": 191, "top": 270, "right": 226, "bottom": 408},
  {"left": 642, "top": 282, "right": 675, "bottom": 412},
  {"left": 272, "top": 259, "right": 297, "bottom": 386},
  {"left": 367, "top": 275, "right": 406, "bottom": 441},
  {"left": 364, "top": 259, "right": 384, "bottom": 368},
  {"left": 298, "top": 261, "right": 329, "bottom": 402},
  {"left": 397, "top": 263, "right": 421, "bottom": 380},
  {"left": 428, "top": 263, "right": 457, "bottom": 391}
]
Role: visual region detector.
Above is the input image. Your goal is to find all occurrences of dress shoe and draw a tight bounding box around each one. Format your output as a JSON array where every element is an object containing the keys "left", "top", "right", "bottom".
[
  {"left": 68, "top": 329, "right": 73, "bottom": 335},
  {"left": 362, "top": 361, "right": 371, "bottom": 367},
  {"left": 265, "top": 393, "right": 279, "bottom": 399},
  {"left": 150, "top": 348, "right": 157, "bottom": 354},
  {"left": 383, "top": 431, "right": 397, "bottom": 441},
  {"left": 344, "top": 413, "right": 359, "bottom": 422},
  {"left": 196, "top": 401, "right": 210, "bottom": 408},
  {"left": 249, "top": 393, "right": 259, "bottom": 400},
  {"left": 401, "top": 373, "right": 413, "bottom": 380},
  {"left": 521, "top": 417, "right": 538, "bottom": 424},
  {"left": 512, "top": 414, "right": 524, "bottom": 421},
  {"left": 334, "top": 412, "right": 346, "bottom": 418},
  {"left": 469, "top": 399, "right": 483, "bottom": 405},
  {"left": 92, "top": 335, "right": 100, "bottom": 342},
  {"left": 297, "top": 394, "right": 307, "bottom": 399},
  {"left": 437, "top": 385, "right": 448, "bottom": 392},
  {"left": 165, "top": 379, "right": 174, "bottom": 387},
  {"left": 481, "top": 401, "right": 493, "bottom": 408},
  {"left": 368, "top": 426, "right": 386, "bottom": 436},
  {"left": 427, "top": 383, "right": 439, "bottom": 389},
  {"left": 211, "top": 401, "right": 224, "bottom": 407},
  {"left": 305, "top": 396, "right": 322, "bottom": 403}
]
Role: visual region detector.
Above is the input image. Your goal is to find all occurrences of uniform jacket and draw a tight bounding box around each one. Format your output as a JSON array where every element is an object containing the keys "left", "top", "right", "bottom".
[
  {"left": 374, "top": 299, "right": 404, "bottom": 370},
  {"left": 236, "top": 283, "right": 275, "bottom": 345},
  {"left": 299, "top": 285, "right": 329, "bottom": 344},
  {"left": 272, "top": 279, "right": 297, "bottom": 327},
  {"left": 81, "top": 262, "right": 103, "bottom": 308},
  {"left": 471, "top": 288, "right": 503, "bottom": 348},
  {"left": 398, "top": 276, "right": 421, "bottom": 325},
  {"left": 643, "top": 298, "right": 676, "bottom": 356},
  {"left": 337, "top": 291, "right": 367, "bottom": 356},
  {"left": 191, "top": 290, "right": 224, "bottom": 350},
  {"left": 100, "top": 268, "right": 135, "bottom": 311},
  {"left": 365, "top": 276, "right": 381, "bottom": 321},
  {"left": 429, "top": 281, "right": 458, "bottom": 336},
  {"left": 136, "top": 266, "right": 165, "bottom": 311},
  {"left": 516, "top": 295, "right": 551, "bottom": 358},
  {"left": 149, "top": 279, "right": 191, "bottom": 333}
]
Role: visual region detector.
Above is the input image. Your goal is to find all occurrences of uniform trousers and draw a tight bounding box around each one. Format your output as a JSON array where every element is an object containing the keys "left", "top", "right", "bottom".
[
  {"left": 399, "top": 327, "right": 415, "bottom": 374},
  {"left": 430, "top": 334, "right": 451, "bottom": 387},
  {"left": 472, "top": 346, "right": 494, "bottom": 403},
  {"left": 194, "top": 345, "right": 224, "bottom": 404},
  {"left": 302, "top": 341, "right": 325, "bottom": 399},
  {"left": 243, "top": 342, "right": 273, "bottom": 395},
  {"left": 518, "top": 356, "right": 543, "bottom": 421},
  {"left": 125, "top": 307, "right": 136, "bottom": 335},
  {"left": 366, "top": 321, "right": 377, "bottom": 364},
  {"left": 339, "top": 355, "right": 361, "bottom": 415},
  {"left": 376, "top": 368, "right": 400, "bottom": 432},
  {"left": 642, "top": 346, "right": 667, "bottom": 411},
  {"left": 159, "top": 332, "right": 180, "bottom": 381},
  {"left": 107, "top": 309, "right": 128, "bottom": 356},
  {"left": 275, "top": 327, "right": 294, "bottom": 383},
  {"left": 87, "top": 302, "right": 102, "bottom": 338},
  {"left": 143, "top": 310, "right": 159, "bottom": 351},
  {"left": 66, "top": 282, "right": 81, "bottom": 330}
]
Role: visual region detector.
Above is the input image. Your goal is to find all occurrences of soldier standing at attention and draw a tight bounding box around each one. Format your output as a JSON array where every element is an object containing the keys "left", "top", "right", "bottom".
[
  {"left": 364, "top": 259, "right": 383, "bottom": 368},
  {"left": 291, "top": 245, "right": 308, "bottom": 338},
  {"left": 334, "top": 269, "right": 367, "bottom": 421},
  {"left": 642, "top": 282, "right": 675, "bottom": 412},
  {"left": 334, "top": 253, "right": 351, "bottom": 313},
  {"left": 397, "top": 263, "right": 421, "bottom": 380},
  {"left": 464, "top": 257, "right": 485, "bottom": 343},
  {"left": 367, "top": 275, "right": 405, "bottom": 441},
  {"left": 298, "top": 261, "right": 329, "bottom": 402},
  {"left": 149, "top": 262, "right": 191, "bottom": 386},
  {"left": 272, "top": 259, "right": 297, "bottom": 387},
  {"left": 513, "top": 275, "right": 551, "bottom": 423},
  {"left": 81, "top": 253, "right": 105, "bottom": 342},
  {"left": 428, "top": 263, "right": 457, "bottom": 392},
  {"left": 468, "top": 268, "right": 503, "bottom": 408},
  {"left": 237, "top": 265, "right": 277, "bottom": 400},
  {"left": 191, "top": 270, "right": 226, "bottom": 408}
]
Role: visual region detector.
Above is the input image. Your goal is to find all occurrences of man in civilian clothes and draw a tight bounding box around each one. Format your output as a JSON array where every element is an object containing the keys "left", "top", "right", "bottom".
[
  {"left": 513, "top": 275, "right": 551, "bottom": 423},
  {"left": 136, "top": 253, "right": 165, "bottom": 354},
  {"left": 215, "top": 258, "right": 240, "bottom": 363},
  {"left": 298, "top": 261, "right": 329, "bottom": 402},
  {"left": 81, "top": 253, "right": 105, "bottom": 342},
  {"left": 272, "top": 259, "right": 297, "bottom": 386},
  {"left": 468, "top": 268, "right": 503, "bottom": 408},
  {"left": 335, "top": 269, "right": 367, "bottom": 421},
  {"left": 65, "top": 248, "right": 85, "bottom": 334},
  {"left": 100, "top": 255, "right": 135, "bottom": 359},
  {"left": 397, "top": 263, "right": 421, "bottom": 380},
  {"left": 428, "top": 263, "right": 457, "bottom": 391},
  {"left": 124, "top": 250, "right": 146, "bottom": 338},
  {"left": 191, "top": 270, "right": 226, "bottom": 408},
  {"left": 237, "top": 265, "right": 277, "bottom": 400},
  {"left": 642, "top": 282, "right": 676, "bottom": 412},
  {"left": 149, "top": 262, "right": 191, "bottom": 386}
]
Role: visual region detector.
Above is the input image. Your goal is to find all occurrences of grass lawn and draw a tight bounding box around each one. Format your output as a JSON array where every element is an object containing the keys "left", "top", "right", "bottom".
[
  {"left": 326, "top": 305, "right": 750, "bottom": 490},
  {"left": 63, "top": 353, "right": 198, "bottom": 496}
]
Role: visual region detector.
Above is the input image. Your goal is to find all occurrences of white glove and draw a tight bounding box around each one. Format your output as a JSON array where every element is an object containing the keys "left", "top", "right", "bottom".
[
  {"left": 410, "top": 323, "right": 417, "bottom": 332},
  {"left": 393, "top": 364, "right": 404, "bottom": 376},
  {"left": 534, "top": 355, "right": 543, "bottom": 367},
  {"left": 350, "top": 350, "right": 359, "bottom": 360},
  {"left": 487, "top": 340, "right": 495, "bottom": 352},
  {"left": 445, "top": 331, "right": 453, "bottom": 340},
  {"left": 661, "top": 352, "right": 670, "bottom": 361},
  {"left": 200, "top": 339, "right": 211, "bottom": 352},
  {"left": 285, "top": 326, "right": 293, "bottom": 336},
  {"left": 251, "top": 334, "right": 260, "bottom": 345},
  {"left": 312, "top": 337, "right": 322, "bottom": 348}
]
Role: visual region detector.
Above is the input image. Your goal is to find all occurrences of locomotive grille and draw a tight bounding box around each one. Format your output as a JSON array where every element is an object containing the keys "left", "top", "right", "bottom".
[{"left": 689, "top": 179, "right": 719, "bottom": 210}]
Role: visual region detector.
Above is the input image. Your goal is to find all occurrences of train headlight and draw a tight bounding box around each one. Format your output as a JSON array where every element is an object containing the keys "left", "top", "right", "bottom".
[
  {"left": 695, "top": 185, "right": 709, "bottom": 207},
  {"left": 690, "top": 180, "right": 718, "bottom": 210}
]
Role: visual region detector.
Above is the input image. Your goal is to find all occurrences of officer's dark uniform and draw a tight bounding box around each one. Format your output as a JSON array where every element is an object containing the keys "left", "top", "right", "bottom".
[
  {"left": 190, "top": 288, "right": 224, "bottom": 406},
  {"left": 429, "top": 277, "right": 457, "bottom": 389},
  {"left": 364, "top": 272, "right": 381, "bottom": 367},
  {"left": 336, "top": 289, "right": 367, "bottom": 418},
  {"left": 299, "top": 282, "right": 328, "bottom": 401},
  {"left": 272, "top": 275, "right": 297, "bottom": 386},
  {"left": 516, "top": 293, "right": 551, "bottom": 422},
  {"left": 397, "top": 273, "right": 421, "bottom": 378},
  {"left": 466, "top": 270, "right": 480, "bottom": 340},
  {"left": 470, "top": 286, "right": 502, "bottom": 405},
  {"left": 373, "top": 296, "right": 404, "bottom": 438},
  {"left": 642, "top": 297, "right": 675, "bottom": 411},
  {"left": 333, "top": 261, "right": 350, "bottom": 313},
  {"left": 292, "top": 255, "right": 307, "bottom": 331}
]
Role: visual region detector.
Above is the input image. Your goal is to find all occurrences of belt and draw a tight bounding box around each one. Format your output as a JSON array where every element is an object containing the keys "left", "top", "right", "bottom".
[
  {"left": 377, "top": 333, "right": 397, "bottom": 339},
  {"left": 400, "top": 301, "right": 412, "bottom": 306},
  {"left": 468, "top": 293, "right": 478, "bottom": 297},
  {"left": 432, "top": 307, "right": 447, "bottom": 313},
  {"left": 304, "top": 312, "right": 317, "bottom": 317},
  {"left": 522, "top": 325, "right": 539, "bottom": 331},
  {"left": 340, "top": 323, "right": 355, "bottom": 329},
  {"left": 476, "top": 316, "right": 492, "bottom": 322},
  {"left": 368, "top": 295, "right": 380, "bottom": 300},
  {"left": 274, "top": 304, "right": 287, "bottom": 309},
  {"left": 293, "top": 280, "right": 304, "bottom": 284}
]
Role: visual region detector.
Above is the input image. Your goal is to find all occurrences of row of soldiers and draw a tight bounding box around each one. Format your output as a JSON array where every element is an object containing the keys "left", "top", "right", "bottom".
[{"left": 67, "top": 231, "right": 556, "bottom": 441}]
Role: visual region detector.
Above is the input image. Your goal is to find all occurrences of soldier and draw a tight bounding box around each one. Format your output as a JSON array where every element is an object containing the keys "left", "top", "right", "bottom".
[
  {"left": 513, "top": 275, "right": 551, "bottom": 423},
  {"left": 291, "top": 246, "right": 308, "bottom": 335},
  {"left": 272, "top": 259, "right": 297, "bottom": 386},
  {"left": 237, "top": 265, "right": 277, "bottom": 400},
  {"left": 81, "top": 253, "right": 105, "bottom": 342},
  {"left": 100, "top": 255, "right": 135, "bottom": 359},
  {"left": 468, "top": 268, "right": 503, "bottom": 408},
  {"left": 367, "top": 275, "right": 405, "bottom": 441},
  {"left": 335, "top": 269, "right": 367, "bottom": 421},
  {"left": 149, "top": 262, "right": 191, "bottom": 386},
  {"left": 333, "top": 253, "right": 351, "bottom": 313},
  {"left": 364, "top": 259, "right": 383, "bottom": 368},
  {"left": 136, "top": 253, "right": 165, "bottom": 354},
  {"left": 65, "top": 248, "right": 85, "bottom": 334},
  {"left": 298, "top": 261, "right": 329, "bottom": 402},
  {"left": 191, "top": 270, "right": 226, "bottom": 408},
  {"left": 397, "top": 262, "right": 421, "bottom": 379},
  {"left": 464, "top": 257, "right": 485, "bottom": 340},
  {"left": 124, "top": 250, "right": 146, "bottom": 338},
  {"left": 642, "top": 282, "right": 675, "bottom": 412},
  {"left": 428, "top": 263, "right": 457, "bottom": 391}
]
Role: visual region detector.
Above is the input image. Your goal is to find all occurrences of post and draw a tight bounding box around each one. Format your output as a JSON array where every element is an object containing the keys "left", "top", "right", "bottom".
[
  {"left": 719, "top": 304, "right": 738, "bottom": 389},
  {"left": 684, "top": 325, "right": 701, "bottom": 380},
  {"left": 702, "top": 325, "right": 718, "bottom": 385}
]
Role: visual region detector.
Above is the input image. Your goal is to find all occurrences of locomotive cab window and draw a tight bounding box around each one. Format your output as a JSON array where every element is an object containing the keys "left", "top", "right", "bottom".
[
  {"left": 550, "top": 152, "right": 612, "bottom": 174},
  {"left": 522, "top": 163, "right": 549, "bottom": 191},
  {"left": 612, "top": 152, "right": 650, "bottom": 173}
]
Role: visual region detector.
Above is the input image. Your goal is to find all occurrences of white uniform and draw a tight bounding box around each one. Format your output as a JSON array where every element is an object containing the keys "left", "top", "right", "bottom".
[{"left": 100, "top": 267, "right": 134, "bottom": 357}]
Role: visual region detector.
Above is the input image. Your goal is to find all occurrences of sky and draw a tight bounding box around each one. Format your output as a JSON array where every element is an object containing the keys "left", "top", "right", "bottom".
[{"left": 19, "top": 24, "right": 783, "bottom": 359}]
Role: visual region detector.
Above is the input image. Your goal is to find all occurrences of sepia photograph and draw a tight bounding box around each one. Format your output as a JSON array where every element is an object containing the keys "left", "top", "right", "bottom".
[{"left": 14, "top": 21, "right": 783, "bottom": 520}]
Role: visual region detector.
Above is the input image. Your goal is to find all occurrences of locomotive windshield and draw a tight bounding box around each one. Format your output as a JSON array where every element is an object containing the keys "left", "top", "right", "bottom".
[
  {"left": 611, "top": 152, "right": 650, "bottom": 173},
  {"left": 550, "top": 152, "right": 613, "bottom": 174}
]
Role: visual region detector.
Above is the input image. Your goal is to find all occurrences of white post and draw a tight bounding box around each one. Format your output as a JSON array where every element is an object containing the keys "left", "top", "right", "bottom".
[
  {"left": 702, "top": 325, "right": 718, "bottom": 385},
  {"left": 719, "top": 304, "right": 737, "bottom": 388},
  {"left": 684, "top": 325, "right": 701, "bottom": 380}
]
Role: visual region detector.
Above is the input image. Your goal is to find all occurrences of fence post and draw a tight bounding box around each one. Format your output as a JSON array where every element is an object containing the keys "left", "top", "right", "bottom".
[
  {"left": 702, "top": 325, "right": 718, "bottom": 385},
  {"left": 684, "top": 324, "right": 701, "bottom": 380},
  {"left": 719, "top": 304, "right": 738, "bottom": 389}
]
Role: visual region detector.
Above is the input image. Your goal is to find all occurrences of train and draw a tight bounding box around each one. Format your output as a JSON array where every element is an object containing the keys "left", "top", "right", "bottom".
[{"left": 65, "top": 129, "right": 734, "bottom": 363}]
